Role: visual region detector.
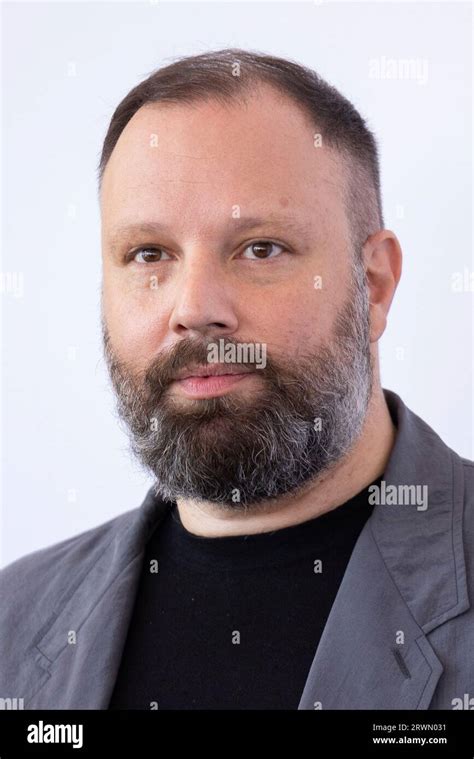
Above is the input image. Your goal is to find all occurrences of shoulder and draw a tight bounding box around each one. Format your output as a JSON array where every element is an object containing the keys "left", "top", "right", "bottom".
[
  {"left": 460, "top": 456, "right": 474, "bottom": 530},
  {"left": 458, "top": 456, "right": 473, "bottom": 517},
  {"left": 0, "top": 507, "right": 139, "bottom": 629},
  {"left": 461, "top": 456, "right": 474, "bottom": 471}
]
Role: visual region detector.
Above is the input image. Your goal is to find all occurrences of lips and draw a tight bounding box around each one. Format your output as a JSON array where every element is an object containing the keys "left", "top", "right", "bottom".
[
  {"left": 170, "top": 365, "right": 258, "bottom": 399},
  {"left": 172, "top": 371, "right": 255, "bottom": 399},
  {"left": 173, "top": 364, "right": 255, "bottom": 381}
]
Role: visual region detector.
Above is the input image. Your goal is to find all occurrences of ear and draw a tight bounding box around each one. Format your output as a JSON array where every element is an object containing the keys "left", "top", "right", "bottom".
[{"left": 362, "top": 230, "right": 402, "bottom": 343}]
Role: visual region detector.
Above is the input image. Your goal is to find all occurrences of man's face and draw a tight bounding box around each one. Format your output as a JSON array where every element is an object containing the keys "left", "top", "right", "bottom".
[{"left": 100, "top": 85, "right": 373, "bottom": 507}]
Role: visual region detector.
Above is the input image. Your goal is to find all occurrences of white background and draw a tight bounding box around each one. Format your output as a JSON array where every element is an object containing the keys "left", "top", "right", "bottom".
[{"left": 1, "top": 0, "right": 472, "bottom": 567}]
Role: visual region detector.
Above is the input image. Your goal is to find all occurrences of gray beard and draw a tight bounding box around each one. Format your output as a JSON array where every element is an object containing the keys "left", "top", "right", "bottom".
[{"left": 102, "top": 262, "right": 373, "bottom": 510}]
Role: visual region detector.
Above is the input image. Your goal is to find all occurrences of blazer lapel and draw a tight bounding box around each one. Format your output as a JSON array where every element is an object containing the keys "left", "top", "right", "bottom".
[
  {"left": 298, "top": 390, "right": 469, "bottom": 710},
  {"left": 25, "top": 491, "right": 173, "bottom": 709},
  {"left": 297, "top": 521, "right": 444, "bottom": 709}
]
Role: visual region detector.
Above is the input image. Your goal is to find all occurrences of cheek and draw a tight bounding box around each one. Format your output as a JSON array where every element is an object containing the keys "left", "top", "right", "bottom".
[
  {"left": 254, "top": 283, "right": 336, "bottom": 354},
  {"left": 102, "top": 275, "right": 169, "bottom": 367}
]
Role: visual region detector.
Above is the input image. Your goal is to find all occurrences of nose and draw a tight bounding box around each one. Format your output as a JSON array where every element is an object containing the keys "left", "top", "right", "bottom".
[{"left": 168, "top": 255, "right": 239, "bottom": 339}]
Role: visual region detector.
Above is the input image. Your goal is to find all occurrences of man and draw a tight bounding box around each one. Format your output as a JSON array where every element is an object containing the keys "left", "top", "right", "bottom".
[{"left": 0, "top": 49, "right": 472, "bottom": 711}]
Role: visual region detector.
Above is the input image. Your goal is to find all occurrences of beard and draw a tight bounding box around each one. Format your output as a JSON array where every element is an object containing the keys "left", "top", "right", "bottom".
[{"left": 102, "top": 261, "right": 373, "bottom": 510}]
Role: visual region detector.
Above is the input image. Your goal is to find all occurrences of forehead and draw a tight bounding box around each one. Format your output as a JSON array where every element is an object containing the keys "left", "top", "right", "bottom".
[{"left": 100, "top": 86, "right": 348, "bottom": 240}]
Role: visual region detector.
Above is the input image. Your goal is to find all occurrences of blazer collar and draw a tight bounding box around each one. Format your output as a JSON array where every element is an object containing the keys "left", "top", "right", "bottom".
[
  {"left": 297, "top": 388, "right": 469, "bottom": 709},
  {"left": 373, "top": 388, "right": 468, "bottom": 632}
]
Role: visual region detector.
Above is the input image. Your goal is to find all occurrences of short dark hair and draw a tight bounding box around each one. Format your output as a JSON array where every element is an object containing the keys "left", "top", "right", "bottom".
[{"left": 98, "top": 48, "right": 384, "bottom": 255}]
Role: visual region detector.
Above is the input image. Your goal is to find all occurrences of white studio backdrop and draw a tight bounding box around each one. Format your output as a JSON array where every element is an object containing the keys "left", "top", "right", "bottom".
[{"left": 1, "top": 0, "right": 472, "bottom": 567}]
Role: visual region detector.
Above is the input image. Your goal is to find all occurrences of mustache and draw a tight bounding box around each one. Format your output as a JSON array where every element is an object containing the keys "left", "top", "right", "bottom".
[
  {"left": 129, "top": 337, "right": 274, "bottom": 394},
  {"left": 144, "top": 338, "right": 265, "bottom": 390}
]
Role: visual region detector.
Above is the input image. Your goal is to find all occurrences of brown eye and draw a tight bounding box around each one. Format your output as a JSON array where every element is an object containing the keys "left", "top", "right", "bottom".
[
  {"left": 133, "top": 247, "right": 171, "bottom": 263},
  {"left": 241, "top": 241, "right": 285, "bottom": 260}
]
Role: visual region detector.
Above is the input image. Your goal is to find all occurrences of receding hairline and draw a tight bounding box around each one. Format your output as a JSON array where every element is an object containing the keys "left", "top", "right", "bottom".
[
  {"left": 99, "top": 85, "right": 373, "bottom": 257},
  {"left": 98, "top": 50, "right": 384, "bottom": 253},
  {"left": 100, "top": 80, "right": 349, "bottom": 191}
]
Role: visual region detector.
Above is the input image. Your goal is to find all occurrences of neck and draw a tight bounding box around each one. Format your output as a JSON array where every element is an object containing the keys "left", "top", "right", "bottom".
[{"left": 176, "top": 385, "right": 396, "bottom": 537}]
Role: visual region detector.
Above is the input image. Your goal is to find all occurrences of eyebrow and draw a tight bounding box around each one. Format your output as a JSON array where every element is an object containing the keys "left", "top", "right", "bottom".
[{"left": 106, "top": 215, "right": 312, "bottom": 249}]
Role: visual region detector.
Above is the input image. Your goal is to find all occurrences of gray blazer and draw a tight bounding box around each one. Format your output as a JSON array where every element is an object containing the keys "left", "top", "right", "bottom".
[{"left": 1, "top": 389, "right": 473, "bottom": 710}]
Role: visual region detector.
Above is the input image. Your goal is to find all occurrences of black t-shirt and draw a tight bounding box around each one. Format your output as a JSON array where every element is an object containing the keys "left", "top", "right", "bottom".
[{"left": 108, "top": 479, "right": 379, "bottom": 710}]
